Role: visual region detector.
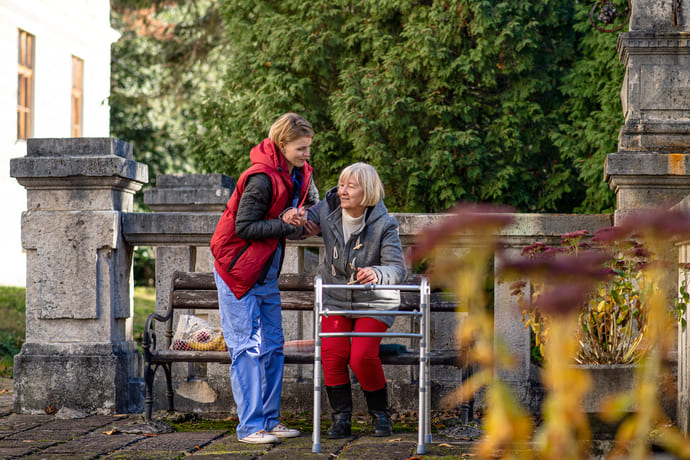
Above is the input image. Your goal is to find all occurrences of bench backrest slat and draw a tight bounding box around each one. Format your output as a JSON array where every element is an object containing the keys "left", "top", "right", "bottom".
[
  {"left": 172, "top": 272, "right": 427, "bottom": 292},
  {"left": 169, "top": 271, "right": 458, "bottom": 312},
  {"left": 172, "top": 290, "right": 221, "bottom": 309}
]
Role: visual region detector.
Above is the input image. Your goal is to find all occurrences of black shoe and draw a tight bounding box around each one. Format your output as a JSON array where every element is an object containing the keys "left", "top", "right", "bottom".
[
  {"left": 326, "top": 411, "right": 352, "bottom": 439},
  {"left": 362, "top": 384, "right": 393, "bottom": 437},
  {"left": 371, "top": 410, "right": 393, "bottom": 437},
  {"left": 326, "top": 383, "right": 353, "bottom": 439}
]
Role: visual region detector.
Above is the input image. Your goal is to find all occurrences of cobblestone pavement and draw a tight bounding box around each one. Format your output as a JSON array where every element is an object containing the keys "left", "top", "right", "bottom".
[{"left": 0, "top": 378, "right": 479, "bottom": 460}]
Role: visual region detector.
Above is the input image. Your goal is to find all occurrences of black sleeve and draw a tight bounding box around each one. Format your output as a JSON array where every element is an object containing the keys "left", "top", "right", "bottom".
[
  {"left": 305, "top": 178, "right": 320, "bottom": 207},
  {"left": 235, "top": 174, "right": 297, "bottom": 240}
]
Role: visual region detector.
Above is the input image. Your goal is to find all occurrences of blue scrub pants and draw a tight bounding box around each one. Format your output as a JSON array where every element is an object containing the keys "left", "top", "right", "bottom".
[{"left": 214, "top": 250, "right": 284, "bottom": 440}]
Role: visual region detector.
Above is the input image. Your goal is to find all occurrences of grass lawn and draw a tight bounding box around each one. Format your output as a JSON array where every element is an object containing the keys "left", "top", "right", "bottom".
[
  {"left": 0, "top": 287, "right": 25, "bottom": 378},
  {"left": 0, "top": 285, "right": 157, "bottom": 378},
  {"left": 132, "top": 285, "right": 156, "bottom": 347}
]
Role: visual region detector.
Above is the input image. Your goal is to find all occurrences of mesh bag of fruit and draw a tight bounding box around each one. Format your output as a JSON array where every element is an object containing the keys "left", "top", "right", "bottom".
[{"left": 170, "top": 314, "right": 227, "bottom": 351}]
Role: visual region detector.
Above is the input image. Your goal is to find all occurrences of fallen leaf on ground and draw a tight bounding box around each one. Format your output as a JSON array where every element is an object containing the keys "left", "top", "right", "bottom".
[
  {"left": 103, "top": 428, "right": 120, "bottom": 435},
  {"left": 387, "top": 438, "right": 404, "bottom": 442},
  {"left": 438, "top": 443, "right": 454, "bottom": 447}
]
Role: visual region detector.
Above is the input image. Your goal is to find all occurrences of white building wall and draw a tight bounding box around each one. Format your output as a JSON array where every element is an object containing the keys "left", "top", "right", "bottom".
[{"left": 0, "top": 0, "right": 118, "bottom": 286}]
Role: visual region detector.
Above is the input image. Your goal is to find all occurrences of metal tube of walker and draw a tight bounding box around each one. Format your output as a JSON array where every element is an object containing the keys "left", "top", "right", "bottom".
[
  {"left": 423, "top": 278, "right": 432, "bottom": 444},
  {"left": 312, "top": 276, "right": 323, "bottom": 453},
  {"left": 416, "top": 276, "right": 428, "bottom": 454}
]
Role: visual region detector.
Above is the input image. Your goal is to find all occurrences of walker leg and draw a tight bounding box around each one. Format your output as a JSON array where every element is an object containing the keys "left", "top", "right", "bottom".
[{"left": 313, "top": 277, "right": 323, "bottom": 453}]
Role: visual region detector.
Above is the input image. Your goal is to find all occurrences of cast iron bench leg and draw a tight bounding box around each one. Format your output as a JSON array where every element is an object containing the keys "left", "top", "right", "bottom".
[
  {"left": 144, "top": 363, "right": 155, "bottom": 421},
  {"left": 163, "top": 363, "right": 175, "bottom": 413}
]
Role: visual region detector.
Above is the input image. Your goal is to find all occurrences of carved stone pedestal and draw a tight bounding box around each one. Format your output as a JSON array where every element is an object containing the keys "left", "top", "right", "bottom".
[{"left": 10, "top": 138, "right": 147, "bottom": 414}]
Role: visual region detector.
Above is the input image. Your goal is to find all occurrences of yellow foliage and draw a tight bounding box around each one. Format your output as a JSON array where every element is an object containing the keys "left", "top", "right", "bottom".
[{"left": 477, "top": 382, "right": 533, "bottom": 460}]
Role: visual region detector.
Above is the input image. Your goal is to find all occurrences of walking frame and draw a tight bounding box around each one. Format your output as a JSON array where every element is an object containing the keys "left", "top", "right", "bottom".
[{"left": 311, "top": 275, "right": 432, "bottom": 455}]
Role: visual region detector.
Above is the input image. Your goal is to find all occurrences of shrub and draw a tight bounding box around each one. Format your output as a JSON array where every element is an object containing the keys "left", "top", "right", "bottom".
[{"left": 513, "top": 229, "right": 657, "bottom": 365}]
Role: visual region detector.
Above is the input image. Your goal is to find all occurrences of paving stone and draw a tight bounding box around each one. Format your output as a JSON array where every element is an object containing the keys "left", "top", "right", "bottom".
[
  {"left": 37, "top": 430, "right": 142, "bottom": 455},
  {"left": 22, "top": 454, "right": 97, "bottom": 460},
  {"left": 0, "top": 446, "right": 40, "bottom": 459},
  {"left": 103, "top": 430, "right": 223, "bottom": 459},
  {"left": 189, "top": 432, "right": 278, "bottom": 457},
  {"left": 0, "top": 413, "right": 53, "bottom": 436},
  {"left": 338, "top": 434, "right": 418, "bottom": 460},
  {"left": 5, "top": 426, "right": 90, "bottom": 443},
  {"left": 40, "top": 415, "right": 122, "bottom": 431},
  {"left": 0, "top": 438, "right": 58, "bottom": 458}
]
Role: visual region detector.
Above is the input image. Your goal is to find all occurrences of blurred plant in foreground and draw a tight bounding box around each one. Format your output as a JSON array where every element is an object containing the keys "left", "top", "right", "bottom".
[
  {"left": 514, "top": 228, "right": 651, "bottom": 365},
  {"left": 501, "top": 238, "right": 610, "bottom": 459},
  {"left": 599, "top": 210, "right": 690, "bottom": 459},
  {"left": 411, "top": 204, "right": 690, "bottom": 459},
  {"left": 410, "top": 203, "right": 537, "bottom": 458}
]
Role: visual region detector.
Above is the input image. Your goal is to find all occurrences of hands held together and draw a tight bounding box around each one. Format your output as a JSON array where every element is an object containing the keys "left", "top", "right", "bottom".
[{"left": 282, "top": 207, "right": 320, "bottom": 238}]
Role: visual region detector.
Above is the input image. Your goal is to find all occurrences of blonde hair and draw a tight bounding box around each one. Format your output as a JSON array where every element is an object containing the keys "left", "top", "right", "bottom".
[
  {"left": 339, "top": 162, "right": 385, "bottom": 207},
  {"left": 268, "top": 112, "right": 314, "bottom": 147}
]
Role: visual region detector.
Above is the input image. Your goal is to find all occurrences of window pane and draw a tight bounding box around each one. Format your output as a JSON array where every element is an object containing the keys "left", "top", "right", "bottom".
[
  {"left": 17, "top": 29, "right": 34, "bottom": 140},
  {"left": 71, "top": 56, "right": 84, "bottom": 137}
]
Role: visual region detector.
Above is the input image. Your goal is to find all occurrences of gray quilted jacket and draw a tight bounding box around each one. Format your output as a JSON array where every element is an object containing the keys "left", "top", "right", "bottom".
[{"left": 307, "top": 187, "right": 407, "bottom": 327}]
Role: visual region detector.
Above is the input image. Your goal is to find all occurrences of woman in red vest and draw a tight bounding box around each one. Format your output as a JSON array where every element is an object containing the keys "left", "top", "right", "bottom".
[{"left": 211, "top": 112, "right": 319, "bottom": 444}]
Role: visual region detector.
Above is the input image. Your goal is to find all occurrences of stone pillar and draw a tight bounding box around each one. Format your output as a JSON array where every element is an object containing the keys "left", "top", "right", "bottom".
[
  {"left": 143, "top": 174, "right": 235, "bottom": 413},
  {"left": 676, "top": 196, "right": 690, "bottom": 432},
  {"left": 601, "top": 0, "right": 690, "bottom": 433},
  {"left": 605, "top": 0, "right": 690, "bottom": 224},
  {"left": 9, "top": 138, "right": 148, "bottom": 414}
]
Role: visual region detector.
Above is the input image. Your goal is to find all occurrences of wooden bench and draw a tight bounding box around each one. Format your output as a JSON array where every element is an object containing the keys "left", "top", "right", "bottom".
[{"left": 142, "top": 270, "right": 471, "bottom": 421}]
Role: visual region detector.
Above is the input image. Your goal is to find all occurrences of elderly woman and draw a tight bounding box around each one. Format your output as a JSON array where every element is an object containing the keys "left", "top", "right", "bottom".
[{"left": 307, "top": 162, "right": 407, "bottom": 438}]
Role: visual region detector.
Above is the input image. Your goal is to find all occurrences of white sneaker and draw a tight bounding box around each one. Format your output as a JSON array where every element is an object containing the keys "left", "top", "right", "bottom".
[
  {"left": 269, "top": 422, "right": 301, "bottom": 438},
  {"left": 238, "top": 430, "right": 279, "bottom": 444}
]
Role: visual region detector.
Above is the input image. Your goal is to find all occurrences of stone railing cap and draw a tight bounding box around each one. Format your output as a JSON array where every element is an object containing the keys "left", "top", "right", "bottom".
[
  {"left": 156, "top": 173, "right": 235, "bottom": 189},
  {"left": 26, "top": 138, "right": 133, "bottom": 160}
]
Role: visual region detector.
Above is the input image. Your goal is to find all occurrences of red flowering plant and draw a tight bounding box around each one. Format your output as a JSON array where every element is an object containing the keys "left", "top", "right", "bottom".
[{"left": 512, "top": 228, "right": 653, "bottom": 365}]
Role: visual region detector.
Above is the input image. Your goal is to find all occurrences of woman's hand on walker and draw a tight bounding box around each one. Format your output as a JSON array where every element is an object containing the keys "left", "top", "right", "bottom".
[{"left": 356, "top": 267, "right": 378, "bottom": 284}]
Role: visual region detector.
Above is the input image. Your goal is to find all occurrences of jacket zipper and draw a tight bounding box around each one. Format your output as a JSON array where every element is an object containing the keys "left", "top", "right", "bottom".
[
  {"left": 227, "top": 241, "right": 251, "bottom": 273},
  {"left": 297, "top": 174, "right": 312, "bottom": 209}
]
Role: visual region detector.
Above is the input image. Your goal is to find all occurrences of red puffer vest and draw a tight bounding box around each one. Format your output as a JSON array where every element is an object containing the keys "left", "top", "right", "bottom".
[{"left": 211, "top": 138, "right": 312, "bottom": 299}]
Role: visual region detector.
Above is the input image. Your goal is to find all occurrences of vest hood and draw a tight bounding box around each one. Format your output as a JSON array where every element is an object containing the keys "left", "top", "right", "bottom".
[{"left": 250, "top": 138, "right": 290, "bottom": 173}]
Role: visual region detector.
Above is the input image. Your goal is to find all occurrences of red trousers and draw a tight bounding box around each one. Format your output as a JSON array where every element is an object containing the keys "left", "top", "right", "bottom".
[{"left": 321, "top": 315, "right": 388, "bottom": 391}]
